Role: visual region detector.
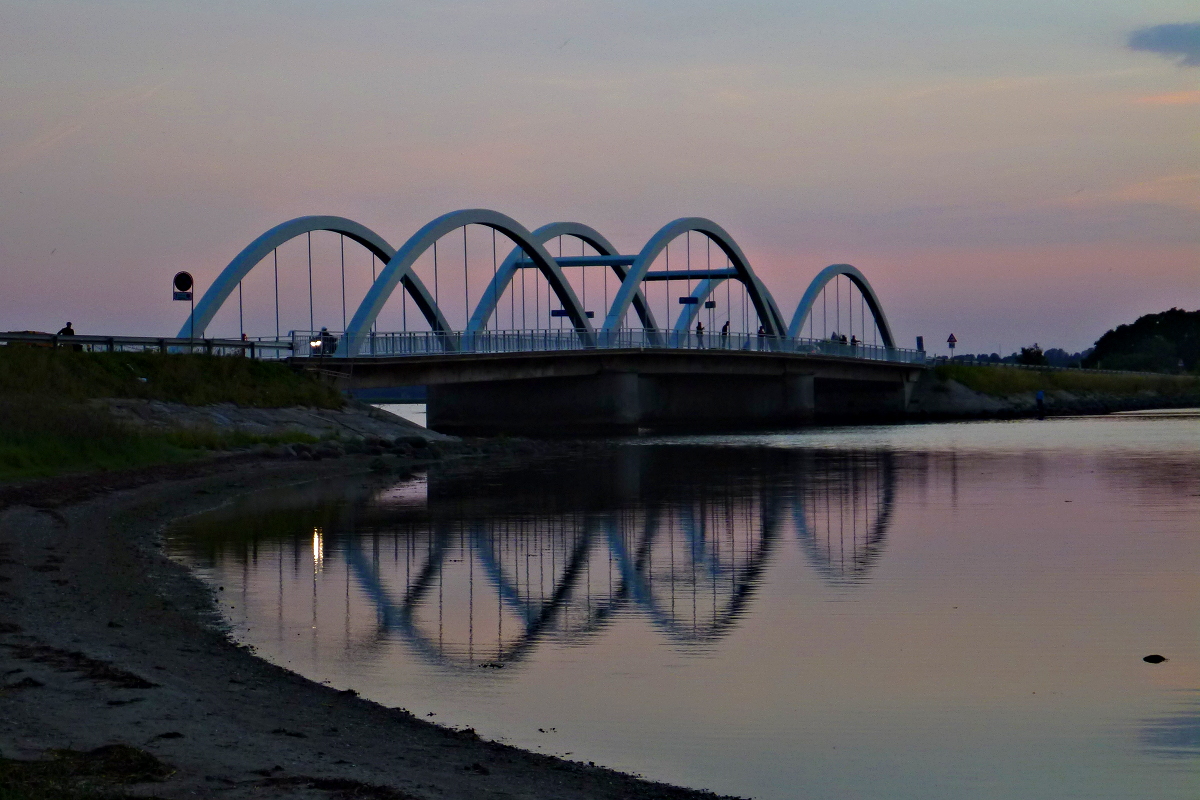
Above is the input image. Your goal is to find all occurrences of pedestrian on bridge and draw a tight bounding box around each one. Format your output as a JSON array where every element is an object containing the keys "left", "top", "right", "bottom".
[
  {"left": 696, "top": 321, "right": 704, "bottom": 348},
  {"left": 720, "top": 320, "right": 730, "bottom": 347},
  {"left": 57, "top": 321, "right": 81, "bottom": 351}
]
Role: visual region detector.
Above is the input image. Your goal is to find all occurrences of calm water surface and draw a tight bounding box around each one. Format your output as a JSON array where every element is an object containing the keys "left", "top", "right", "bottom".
[{"left": 169, "top": 413, "right": 1200, "bottom": 799}]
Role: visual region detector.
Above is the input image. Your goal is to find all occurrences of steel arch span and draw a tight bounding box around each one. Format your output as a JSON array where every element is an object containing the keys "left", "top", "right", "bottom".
[
  {"left": 340, "top": 209, "right": 595, "bottom": 356},
  {"left": 177, "top": 215, "right": 452, "bottom": 339},
  {"left": 788, "top": 263, "right": 896, "bottom": 347},
  {"left": 464, "top": 221, "right": 660, "bottom": 335},
  {"left": 601, "top": 217, "right": 788, "bottom": 341},
  {"left": 186, "top": 210, "right": 902, "bottom": 359}
]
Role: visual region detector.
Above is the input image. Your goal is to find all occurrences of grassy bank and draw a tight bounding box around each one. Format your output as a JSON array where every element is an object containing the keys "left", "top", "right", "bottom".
[
  {"left": 935, "top": 363, "right": 1200, "bottom": 398},
  {"left": 0, "top": 348, "right": 339, "bottom": 482},
  {"left": 0, "top": 347, "right": 342, "bottom": 408}
]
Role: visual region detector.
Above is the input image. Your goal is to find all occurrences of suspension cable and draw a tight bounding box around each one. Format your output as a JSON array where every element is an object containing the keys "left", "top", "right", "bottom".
[
  {"left": 432, "top": 239, "right": 439, "bottom": 330},
  {"left": 491, "top": 228, "right": 498, "bottom": 331},
  {"left": 339, "top": 234, "right": 346, "bottom": 331},
  {"left": 273, "top": 248, "right": 279, "bottom": 340},
  {"left": 307, "top": 231, "right": 313, "bottom": 332},
  {"left": 463, "top": 225, "right": 469, "bottom": 332}
]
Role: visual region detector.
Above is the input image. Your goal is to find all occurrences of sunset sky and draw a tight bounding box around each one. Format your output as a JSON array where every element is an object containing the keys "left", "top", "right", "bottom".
[{"left": 1, "top": 1, "right": 1196, "bottom": 354}]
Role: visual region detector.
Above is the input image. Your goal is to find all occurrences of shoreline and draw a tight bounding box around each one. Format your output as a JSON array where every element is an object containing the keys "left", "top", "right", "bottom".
[{"left": 0, "top": 453, "right": 739, "bottom": 800}]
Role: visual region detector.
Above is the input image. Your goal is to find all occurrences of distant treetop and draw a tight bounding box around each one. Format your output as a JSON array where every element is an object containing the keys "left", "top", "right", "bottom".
[{"left": 1082, "top": 308, "right": 1200, "bottom": 373}]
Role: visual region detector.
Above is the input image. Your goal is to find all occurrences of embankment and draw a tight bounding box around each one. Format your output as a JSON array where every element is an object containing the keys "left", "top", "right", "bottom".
[
  {"left": 907, "top": 363, "right": 1200, "bottom": 419},
  {"left": 0, "top": 347, "right": 445, "bottom": 481}
]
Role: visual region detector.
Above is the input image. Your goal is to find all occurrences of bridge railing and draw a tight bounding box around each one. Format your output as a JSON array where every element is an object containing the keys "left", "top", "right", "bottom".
[
  {"left": 295, "top": 329, "right": 929, "bottom": 365},
  {"left": 0, "top": 332, "right": 293, "bottom": 359}
]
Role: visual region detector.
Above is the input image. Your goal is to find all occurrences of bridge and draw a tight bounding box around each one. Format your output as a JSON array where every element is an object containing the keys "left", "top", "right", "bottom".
[{"left": 179, "top": 209, "right": 929, "bottom": 433}]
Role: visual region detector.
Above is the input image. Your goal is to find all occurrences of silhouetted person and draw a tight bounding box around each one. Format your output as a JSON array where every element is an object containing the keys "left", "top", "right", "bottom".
[
  {"left": 57, "top": 321, "right": 81, "bottom": 351},
  {"left": 696, "top": 320, "right": 704, "bottom": 348},
  {"left": 757, "top": 325, "right": 765, "bottom": 350},
  {"left": 720, "top": 320, "right": 730, "bottom": 346},
  {"left": 316, "top": 326, "right": 338, "bottom": 356},
  {"left": 850, "top": 334, "right": 858, "bottom": 347}
]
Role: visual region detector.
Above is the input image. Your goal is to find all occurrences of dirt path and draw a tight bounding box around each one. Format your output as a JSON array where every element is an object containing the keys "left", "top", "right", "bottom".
[{"left": 0, "top": 457, "right": 739, "bottom": 800}]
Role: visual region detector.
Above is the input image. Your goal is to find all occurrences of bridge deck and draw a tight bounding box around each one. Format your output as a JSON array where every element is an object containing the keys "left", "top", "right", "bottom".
[{"left": 303, "top": 346, "right": 928, "bottom": 389}]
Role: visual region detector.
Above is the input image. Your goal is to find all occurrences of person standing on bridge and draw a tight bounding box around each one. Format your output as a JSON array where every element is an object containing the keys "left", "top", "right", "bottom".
[
  {"left": 720, "top": 320, "right": 730, "bottom": 347},
  {"left": 696, "top": 320, "right": 704, "bottom": 349},
  {"left": 57, "top": 321, "right": 81, "bottom": 351}
]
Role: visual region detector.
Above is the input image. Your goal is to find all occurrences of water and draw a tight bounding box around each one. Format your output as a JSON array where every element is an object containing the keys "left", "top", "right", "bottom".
[{"left": 168, "top": 413, "right": 1200, "bottom": 799}]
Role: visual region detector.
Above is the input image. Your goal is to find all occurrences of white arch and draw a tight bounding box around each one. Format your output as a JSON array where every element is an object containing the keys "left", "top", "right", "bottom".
[
  {"left": 176, "top": 216, "right": 433, "bottom": 339},
  {"left": 787, "top": 264, "right": 896, "bottom": 347},
  {"left": 340, "top": 209, "right": 595, "bottom": 356},
  {"left": 464, "top": 222, "right": 660, "bottom": 334},
  {"left": 601, "top": 218, "right": 787, "bottom": 342}
]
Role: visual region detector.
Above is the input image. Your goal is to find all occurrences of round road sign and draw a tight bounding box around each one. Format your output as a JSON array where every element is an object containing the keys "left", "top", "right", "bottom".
[{"left": 173, "top": 271, "right": 193, "bottom": 292}]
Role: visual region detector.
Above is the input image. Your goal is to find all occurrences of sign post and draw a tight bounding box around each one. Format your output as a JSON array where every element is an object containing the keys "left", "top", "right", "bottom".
[
  {"left": 947, "top": 333, "right": 957, "bottom": 358},
  {"left": 173, "top": 272, "right": 194, "bottom": 349}
]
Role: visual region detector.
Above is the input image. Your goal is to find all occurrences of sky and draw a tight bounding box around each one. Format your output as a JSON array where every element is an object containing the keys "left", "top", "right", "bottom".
[{"left": 0, "top": 0, "right": 1197, "bottom": 354}]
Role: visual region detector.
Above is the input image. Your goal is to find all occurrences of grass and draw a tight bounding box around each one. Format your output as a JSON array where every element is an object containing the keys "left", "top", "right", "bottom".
[
  {"left": 0, "top": 347, "right": 342, "bottom": 408},
  {"left": 935, "top": 363, "right": 1200, "bottom": 398},
  {"left": 0, "top": 347, "right": 338, "bottom": 482},
  {"left": 0, "top": 744, "right": 171, "bottom": 800}
]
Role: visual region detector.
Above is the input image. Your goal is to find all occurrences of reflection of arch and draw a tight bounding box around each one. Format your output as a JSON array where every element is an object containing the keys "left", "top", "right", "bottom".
[
  {"left": 341, "top": 520, "right": 610, "bottom": 669},
  {"left": 601, "top": 217, "right": 787, "bottom": 342},
  {"left": 787, "top": 264, "right": 896, "bottom": 346},
  {"left": 337, "top": 490, "right": 782, "bottom": 666},
  {"left": 464, "top": 222, "right": 659, "bottom": 335},
  {"left": 793, "top": 451, "right": 895, "bottom": 584},
  {"left": 340, "top": 209, "right": 595, "bottom": 355},
  {"left": 609, "top": 495, "right": 782, "bottom": 643},
  {"left": 176, "top": 216, "right": 442, "bottom": 339}
]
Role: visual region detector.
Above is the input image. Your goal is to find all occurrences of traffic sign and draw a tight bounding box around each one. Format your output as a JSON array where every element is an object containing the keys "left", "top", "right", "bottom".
[
  {"left": 947, "top": 333, "right": 957, "bottom": 350},
  {"left": 173, "top": 271, "right": 193, "bottom": 292}
]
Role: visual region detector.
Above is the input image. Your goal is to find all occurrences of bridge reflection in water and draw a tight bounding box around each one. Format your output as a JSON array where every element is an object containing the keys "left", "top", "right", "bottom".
[{"left": 179, "top": 447, "right": 895, "bottom": 670}]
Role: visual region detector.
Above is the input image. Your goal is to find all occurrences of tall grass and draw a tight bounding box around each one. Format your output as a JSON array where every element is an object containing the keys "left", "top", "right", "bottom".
[
  {"left": 0, "top": 347, "right": 337, "bottom": 482},
  {"left": 0, "top": 347, "right": 342, "bottom": 408},
  {"left": 935, "top": 363, "right": 1200, "bottom": 398}
]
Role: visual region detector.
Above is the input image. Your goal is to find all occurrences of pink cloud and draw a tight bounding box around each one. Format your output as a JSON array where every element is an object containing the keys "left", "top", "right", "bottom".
[{"left": 1133, "top": 90, "right": 1200, "bottom": 105}]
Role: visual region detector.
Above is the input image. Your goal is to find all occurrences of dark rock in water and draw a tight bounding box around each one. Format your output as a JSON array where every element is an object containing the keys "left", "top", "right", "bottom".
[{"left": 1143, "top": 654, "right": 1168, "bottom": 664}]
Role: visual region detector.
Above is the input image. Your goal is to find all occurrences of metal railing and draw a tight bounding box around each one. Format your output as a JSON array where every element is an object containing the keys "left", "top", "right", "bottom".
[
  {"left": 0, "top": 331, "right": 293, "bottom": 359},
  {"left": 294, "top": 329, "right": 930, "bottom": 365}
]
